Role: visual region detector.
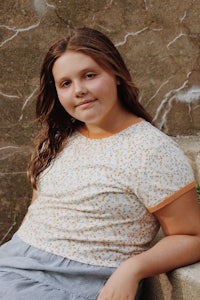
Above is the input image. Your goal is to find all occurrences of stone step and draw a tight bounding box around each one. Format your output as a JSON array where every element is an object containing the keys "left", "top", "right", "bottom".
[{"left": 142, "top": 230, "right": 200, "bottom": 299}]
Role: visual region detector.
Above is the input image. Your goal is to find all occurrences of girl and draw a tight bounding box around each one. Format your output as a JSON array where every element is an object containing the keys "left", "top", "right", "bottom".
[{"left": 0, "top": 27, "right": 200, "bottom": 300}]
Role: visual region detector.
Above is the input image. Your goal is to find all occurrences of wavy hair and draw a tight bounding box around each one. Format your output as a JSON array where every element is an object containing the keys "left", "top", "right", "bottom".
[{"left": 28, "top": 26, "right": 152, "bottom": 188}]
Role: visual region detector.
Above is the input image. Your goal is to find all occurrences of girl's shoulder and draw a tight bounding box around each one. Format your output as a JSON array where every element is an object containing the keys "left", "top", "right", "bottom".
[{"left": 126, "top": 119, "right": 174, "bottom": 146}]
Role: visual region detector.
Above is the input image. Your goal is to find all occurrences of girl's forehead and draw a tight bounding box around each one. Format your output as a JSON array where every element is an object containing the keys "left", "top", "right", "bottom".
[
  {"left": 53, "top": 50, "right": 112, "bottom": 75},
  {"left": 57, "top": 50, "right": 96, "bottom": 63},
  {"left": 53, "top": 51, "right": 100, "bottom": 70}
]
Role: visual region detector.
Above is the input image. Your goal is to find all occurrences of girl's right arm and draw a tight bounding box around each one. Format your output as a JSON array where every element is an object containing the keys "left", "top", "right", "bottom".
[{"left": 97, "top": 188, "right": 200, "bottom": 300}]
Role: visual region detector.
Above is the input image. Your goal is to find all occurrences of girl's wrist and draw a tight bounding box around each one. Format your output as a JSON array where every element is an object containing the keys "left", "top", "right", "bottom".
[{"left": 119, "top": 257, "right": 144, "bottom": 283}]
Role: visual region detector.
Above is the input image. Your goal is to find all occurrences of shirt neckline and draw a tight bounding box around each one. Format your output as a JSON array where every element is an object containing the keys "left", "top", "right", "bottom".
[{"left": 78, "top": 117, "right": 144, "bottom": 139}]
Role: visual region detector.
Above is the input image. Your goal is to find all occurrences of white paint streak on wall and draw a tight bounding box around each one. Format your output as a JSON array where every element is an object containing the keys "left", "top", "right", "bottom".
[
  {"left": 33, "top": 0, "right": 48, "bottom": 16},
  {"left": 176, "top": 87, "right": 200, "bottom": 104},
  {"left": 167, "top": 31, "right": 199, "bottom": 49},
  {"left": 176, "top": 87, "right": 200, "bottom": 121},
  {"left": 45, "top": 0, "right": 55, "bottom": 9},
  {"left": 143, "top": 0, "right": 148, "bottom": 10},
  {"left": 19, "top": 86, "right": 39, "bottom": 121},
  {"left": 180, "top": 11, "right": 187, "bottom": 23},
  {"left": 33, "top": 0, "right": 55, "bottom": 16},
  {"left": 146, "top": 77, "right": 173, "bottom": 106},
  {"left": 0, "top": 146, "right": 20, "bottom": 160},
  {"left": 0, "top": 91, "right": 20, "bottom": 99},
  {"left": 151, "top": 28, "right": 163, "bottom": 32},
  {"left": 97, "top": 24, "right": 112, "bottom": 32},
  {"left": 0, "top": 21, "right": 41, "bottom": 47},
  {"left": 115, "top": 27, "right": 149, "bottom": 47},
  {"left": 152, "top": 74, "right": 200, "bottom": 129},
  {"left": 167, "top": 31, "right": 187, "bottom": 49},
  {"left": 0, "top": 146, "right": 19, "bottom": 151},
  {"left": 0, "top": 1, "right": 56, "bottom": 48}
]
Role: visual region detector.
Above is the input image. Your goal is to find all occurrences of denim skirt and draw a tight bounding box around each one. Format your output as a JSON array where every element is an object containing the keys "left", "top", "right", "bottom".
[{"left": 0, "top": 234, "right": 143, "bottom": 300}]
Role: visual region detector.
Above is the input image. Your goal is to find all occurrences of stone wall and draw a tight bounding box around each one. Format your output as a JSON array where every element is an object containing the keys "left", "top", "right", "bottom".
[{"left": 0, "top": 0, "right": 199, "bottom": 244}]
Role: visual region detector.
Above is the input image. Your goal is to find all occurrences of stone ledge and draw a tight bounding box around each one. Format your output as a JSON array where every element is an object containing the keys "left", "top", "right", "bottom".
[
  {"left": 169, "top": 262, "right": 200, "bottom": 299},
  {"left": 141, "top": 230, "right": 200, "bottom": 299},
  {"left": 142, "top": 262, "right": 200, "bottom": 300}
]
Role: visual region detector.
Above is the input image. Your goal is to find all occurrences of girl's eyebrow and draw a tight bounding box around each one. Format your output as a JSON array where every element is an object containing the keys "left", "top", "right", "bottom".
[
  {"left": 79, "top": 67, "right": 99, "bottom": 74},
  {"left": 55, "top": 76, "right": 70, "bottom": 84}
]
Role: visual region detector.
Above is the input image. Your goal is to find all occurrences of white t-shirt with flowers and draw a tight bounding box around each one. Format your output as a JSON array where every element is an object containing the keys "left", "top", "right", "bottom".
[{"left": 18, "top": 119, "right": 195, "bottom": 267}]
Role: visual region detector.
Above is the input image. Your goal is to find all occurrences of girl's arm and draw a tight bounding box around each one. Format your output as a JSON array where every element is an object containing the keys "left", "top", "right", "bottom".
[{"left": 98, "top": 187, "right": 200, "bottom": 300}]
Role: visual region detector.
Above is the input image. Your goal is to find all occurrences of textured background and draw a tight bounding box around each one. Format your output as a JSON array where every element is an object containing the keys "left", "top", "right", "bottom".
[{"left": 1, "top": 0, "right": 200, "bottom": 244}]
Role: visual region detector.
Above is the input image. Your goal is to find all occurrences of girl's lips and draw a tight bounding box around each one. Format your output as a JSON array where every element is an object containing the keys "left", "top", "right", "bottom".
[{"left": 75, "top": 99, "right": 97, "bottom": 107}]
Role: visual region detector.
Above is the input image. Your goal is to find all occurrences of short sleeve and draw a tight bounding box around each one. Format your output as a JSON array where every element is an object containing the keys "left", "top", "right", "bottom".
[{"left": 135, "top": 140, "right": 196, "bottom": 212}]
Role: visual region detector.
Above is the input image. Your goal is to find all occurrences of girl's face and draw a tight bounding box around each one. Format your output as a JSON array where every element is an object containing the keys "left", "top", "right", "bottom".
[{"left": 52, "top": 51, "right": 130, "bottom": 133}]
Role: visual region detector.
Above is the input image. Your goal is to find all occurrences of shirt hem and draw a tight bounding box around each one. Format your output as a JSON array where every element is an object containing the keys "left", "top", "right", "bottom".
[
  {"left": 16, "top": 232, "right": 144, "bottom": 268},
  {"left": 148, "top": 181, "right": 196, "bottom": 213}
]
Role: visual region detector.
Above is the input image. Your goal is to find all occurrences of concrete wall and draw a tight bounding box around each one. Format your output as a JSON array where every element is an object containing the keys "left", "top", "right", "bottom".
[{"left": 0, "top": 0, "right": 199, "bottom": 259}]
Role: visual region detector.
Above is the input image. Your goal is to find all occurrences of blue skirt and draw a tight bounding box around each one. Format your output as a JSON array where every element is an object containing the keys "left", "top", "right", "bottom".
[{"left": 0, "top": 234, "right": 143, "bottom": 299}]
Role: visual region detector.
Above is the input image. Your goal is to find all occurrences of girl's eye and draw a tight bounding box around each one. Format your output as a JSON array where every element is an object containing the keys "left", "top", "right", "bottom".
[
  {"left": 85, "top": 73, "right": 96, "bottom": 79},
  {"left": 61, "top": 81, "right": 71, "bottom": 87}
]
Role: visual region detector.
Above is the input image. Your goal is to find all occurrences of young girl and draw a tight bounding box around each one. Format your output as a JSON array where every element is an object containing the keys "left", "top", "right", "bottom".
[{"left": 0, "top": 27, "right": 200, "bottom": 300}]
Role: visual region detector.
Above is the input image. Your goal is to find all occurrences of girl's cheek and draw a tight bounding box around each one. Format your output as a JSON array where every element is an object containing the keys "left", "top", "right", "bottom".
[
  {"left": 89, "top": 81, "right": 103, "bottom": 92},
  {"left": 57, "top": 90, "right": 69, "bottom": 101}
]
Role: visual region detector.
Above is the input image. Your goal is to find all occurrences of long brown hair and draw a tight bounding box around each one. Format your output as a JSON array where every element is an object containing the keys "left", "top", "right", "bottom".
[{"left": 28, "top": 26, "right": 152, "bottom": 188}]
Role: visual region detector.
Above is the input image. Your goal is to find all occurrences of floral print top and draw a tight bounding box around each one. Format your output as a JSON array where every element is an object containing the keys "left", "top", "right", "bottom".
[{"left": 18, "top": 119, "right": 195, "bottom": 267}]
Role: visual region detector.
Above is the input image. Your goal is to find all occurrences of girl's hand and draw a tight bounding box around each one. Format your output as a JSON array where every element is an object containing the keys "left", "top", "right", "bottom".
[{"left": 97, "top": 260, "right": 140, "bottom": 300}]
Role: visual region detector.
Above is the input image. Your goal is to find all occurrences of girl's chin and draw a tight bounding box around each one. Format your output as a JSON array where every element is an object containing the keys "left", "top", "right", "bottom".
[{"left": 75, "top": 115, "right": 100, "bottom": 126}]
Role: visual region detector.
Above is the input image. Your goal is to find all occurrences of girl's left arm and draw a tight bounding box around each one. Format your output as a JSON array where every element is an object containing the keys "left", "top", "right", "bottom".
[{"left": 98, "top": 187, "right": 200, "bottom": 300}]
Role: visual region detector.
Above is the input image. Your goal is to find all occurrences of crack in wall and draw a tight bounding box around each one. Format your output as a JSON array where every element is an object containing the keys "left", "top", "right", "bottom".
[{"left": 19, "top": 86, "right": 39, "bottom": 122}]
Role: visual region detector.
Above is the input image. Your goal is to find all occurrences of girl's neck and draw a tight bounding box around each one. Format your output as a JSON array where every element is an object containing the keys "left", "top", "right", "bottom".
[{"left": 84, "top": 112, "right": 138, "bottom": 135}]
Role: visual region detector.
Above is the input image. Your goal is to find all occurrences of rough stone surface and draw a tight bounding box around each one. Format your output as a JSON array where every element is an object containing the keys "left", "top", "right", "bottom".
[
  {"left": 170, "top": 262, "right": 200, "bottom": 300},
  {"left": 0, "top": 1, "right": 200, "bottom": 297},
  {"left": 142, "top": 230, "right": 200, "bottom": 299},
  {"left": 142, "top": 262, "right": 200, "bottom": 300}
]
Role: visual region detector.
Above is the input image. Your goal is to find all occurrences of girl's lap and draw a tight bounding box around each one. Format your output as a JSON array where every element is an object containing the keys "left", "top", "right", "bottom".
[
  {"left": 0, "top": 234, "right": 143, "bottom": 299},
  {"left": 0, "top": 235, "right": 113, "bottom": 300},
  {"left": 0, "top": 271, "right": 70, "bottom": 300}
]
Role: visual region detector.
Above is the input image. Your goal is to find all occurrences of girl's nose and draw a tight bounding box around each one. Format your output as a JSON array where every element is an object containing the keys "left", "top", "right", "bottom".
[{"left": 74, "top": 81, "right": 87, "bottom": 97}]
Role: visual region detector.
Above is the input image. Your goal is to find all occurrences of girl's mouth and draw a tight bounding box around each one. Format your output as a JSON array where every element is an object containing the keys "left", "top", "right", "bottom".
[{"left": 75, "top": 99, "right": 97, "bottom": 108}]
